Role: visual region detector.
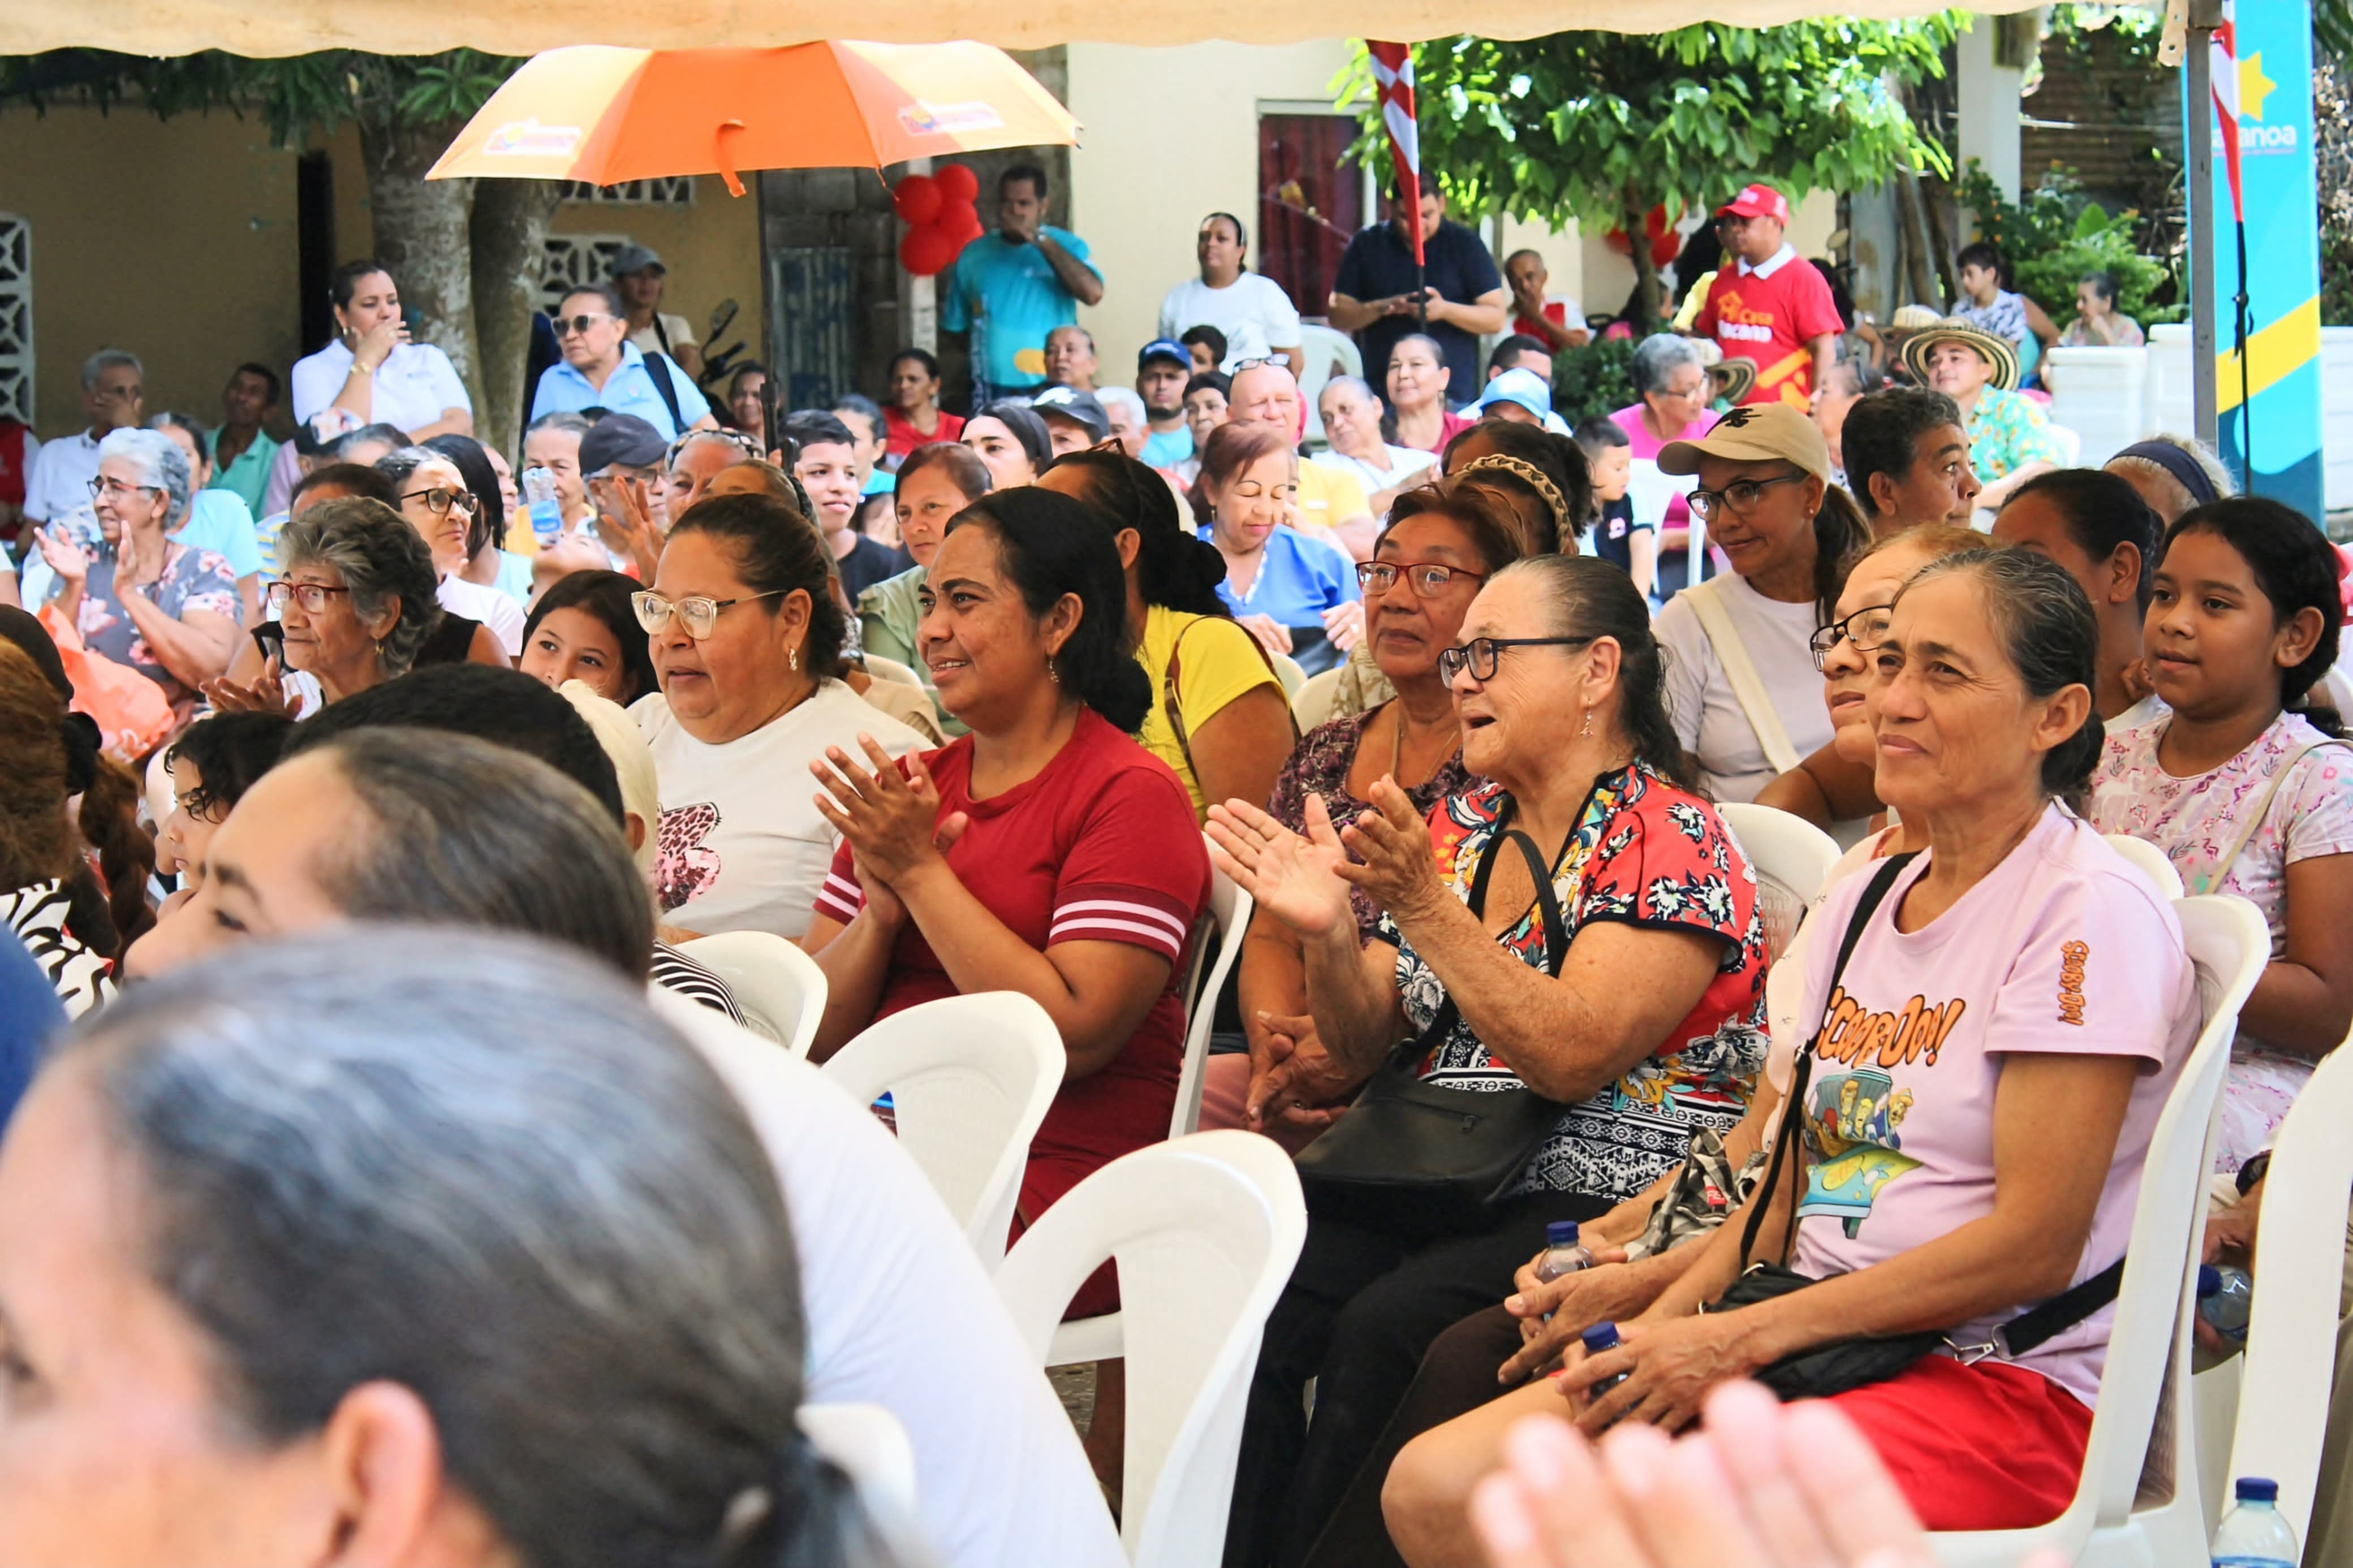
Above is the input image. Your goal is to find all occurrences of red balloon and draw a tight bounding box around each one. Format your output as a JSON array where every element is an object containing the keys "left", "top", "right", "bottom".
[
  {"left": 938, "top": 198, "right": 984, "bottom": 247},
  {"left": 893, "top": 174, "right": 943, "bottom": 226},
  {"left": 899, "top": 225, "right": 958, "bottom": 278},
  {"left": 934, "top": 162, "right": 979, "bottom": 202}
]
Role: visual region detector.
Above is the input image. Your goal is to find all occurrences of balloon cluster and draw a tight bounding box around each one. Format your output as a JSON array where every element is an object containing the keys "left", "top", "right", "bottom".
[
  {"left": 894, "top": 164, "right": 983, "bottom": 278},
  {"left": 1605, "top": 203, "right": 1683, "bottom": 269}
]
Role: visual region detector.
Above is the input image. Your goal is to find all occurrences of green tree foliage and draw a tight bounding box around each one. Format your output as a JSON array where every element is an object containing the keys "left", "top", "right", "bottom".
[{"left": 1343, "top": 20, "right": 1963, "bottom": 319}]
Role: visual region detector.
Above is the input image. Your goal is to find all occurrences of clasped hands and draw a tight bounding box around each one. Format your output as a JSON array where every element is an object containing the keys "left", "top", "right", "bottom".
[{"left": 809, "top": 733, "right": 967, "bottom": 925}]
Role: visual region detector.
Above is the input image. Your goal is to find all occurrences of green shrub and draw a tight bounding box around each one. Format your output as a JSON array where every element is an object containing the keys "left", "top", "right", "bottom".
[
  {"left": 1955, "top": 162, "right": 2182, "bottom": 326},
  {"left": 1552, "top": 336, "right": 1639, "bottom": 425}
]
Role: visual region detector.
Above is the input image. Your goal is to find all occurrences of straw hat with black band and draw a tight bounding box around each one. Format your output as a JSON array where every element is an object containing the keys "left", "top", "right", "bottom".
[
  {"left": 1710, "top": 357, "right": 1758, "bottom": 405},
  {"left": 1898, "top": 317, "right": 2020, "bottom": 393}
]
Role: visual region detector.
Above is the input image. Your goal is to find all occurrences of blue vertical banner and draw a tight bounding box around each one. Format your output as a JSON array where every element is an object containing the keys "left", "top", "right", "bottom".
[{"left": 2190, "top": 0, "right": 2324, "bottom": 519}]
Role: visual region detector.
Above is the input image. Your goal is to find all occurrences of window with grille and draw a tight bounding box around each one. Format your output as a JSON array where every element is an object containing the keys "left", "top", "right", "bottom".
[
  {"left": 0, "top": 215, "right": 29, "bottom": 424},
  {"left": 559, "top": 177, "right": 695, "bottom": 205},
  {"left": 541, "top": 234, "right": 632, "bottom": 314}
]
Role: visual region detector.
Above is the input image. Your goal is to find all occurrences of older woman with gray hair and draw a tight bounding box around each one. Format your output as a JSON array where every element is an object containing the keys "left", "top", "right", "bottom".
[
  {"left": 0, "top": 926, "right": 903, "bottom": 1568},
  {"left": 33, "top": 426, "right": 241, "bottom": 702},
  {"left": 1609, "top": 332, "right": 1718, "bottom": 596}
]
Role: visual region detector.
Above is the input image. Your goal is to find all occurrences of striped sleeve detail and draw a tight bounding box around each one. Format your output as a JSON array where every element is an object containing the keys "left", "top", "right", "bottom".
[
  {"left": 812, "top": 869, "right": 866, "bottom": 926},
  {"left": 1049, "top": 883, "right": 1193, "bottom": 961}
]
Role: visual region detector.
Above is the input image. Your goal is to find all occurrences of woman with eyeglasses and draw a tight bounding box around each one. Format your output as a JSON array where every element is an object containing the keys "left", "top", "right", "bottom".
[
  {"left": 426, "top": 433, "right": 536, "bottom": 604},
  {"left": 1610, "top": 334, "right": 1720, "bottom": 597},
  {"left": 288, "top": 258, "right": 474, "bottom": 440},
  {"left": 374, "top": 447, "right": 527, "bottom": 659},
  {"left": 1192, "top": 421, "right": 1363, "bottom": 676},
  {"left": 1208, "top": 553, "right": 1768, "bottom": 1566},
  {"left": 666, "top": 427, "right": 760, "bottom": 515},
  {"left": 631, "top": 492, "right": 929, "bottom": 941},
  {"left": 1210, "top": 480, "right": 1528, "bottom": 1145},
  {"left": 1648, "top": 403, "right": 1869, "bottom": 806},
  {"left": 33, "top": 427, "right": 242, "bottom": 706}
]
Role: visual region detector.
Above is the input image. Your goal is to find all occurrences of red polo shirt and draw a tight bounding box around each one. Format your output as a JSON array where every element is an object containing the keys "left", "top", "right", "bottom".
[{"left": 1691, "top": 246, "right": 1844, "bottom": 408}]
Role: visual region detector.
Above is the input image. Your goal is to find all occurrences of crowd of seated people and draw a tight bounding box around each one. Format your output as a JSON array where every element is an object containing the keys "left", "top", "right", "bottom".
[{"left": 16, "top": 247, "right": 2353, "bottom": 1568}]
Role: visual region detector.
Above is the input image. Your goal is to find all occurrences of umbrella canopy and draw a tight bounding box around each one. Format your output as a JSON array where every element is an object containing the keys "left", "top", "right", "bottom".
[
  {"left": 0, "top": 1, "right": 2048, "bottom": 58},
  {"left": 426, "top": 43, "right": 1081, "bottom": 194}
]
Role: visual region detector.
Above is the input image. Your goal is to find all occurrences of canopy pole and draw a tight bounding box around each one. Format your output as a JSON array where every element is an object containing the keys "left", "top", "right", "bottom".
[{"left": 2187, "top": 0, "right": 2222, "bottom": 450}]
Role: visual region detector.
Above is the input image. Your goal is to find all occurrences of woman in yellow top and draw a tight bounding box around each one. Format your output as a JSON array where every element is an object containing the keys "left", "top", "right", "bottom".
[{"left": 1040, "top": 448, "right": 1296, "bottom": 820}]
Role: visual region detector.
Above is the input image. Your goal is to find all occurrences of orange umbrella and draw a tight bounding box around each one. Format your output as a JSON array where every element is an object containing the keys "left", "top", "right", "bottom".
[{"left": 426, "top": 42, "right": 1081, "bottom": 196}]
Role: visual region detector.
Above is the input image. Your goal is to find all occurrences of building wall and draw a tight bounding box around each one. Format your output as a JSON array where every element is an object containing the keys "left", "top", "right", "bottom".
[{"left": 0, "top": 106, "right": 307, "bottom": 434}]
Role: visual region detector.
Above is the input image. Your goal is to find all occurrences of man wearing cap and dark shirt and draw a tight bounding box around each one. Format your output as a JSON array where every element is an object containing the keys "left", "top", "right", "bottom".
[
  {"left": 611, "top": 244, "right": 702, "bottom": 380},
  {"left": 1690, "top": 184, "right": 1845, "bottom": 411},
  {"left": 1136, "top": 340, "right": 1196, "bottom": 469},
  {"left": 1329, "top": 186, "right": 1508, "bottom": 408},
  {"left": 1030, "top": 385, "right": 1111, "bottom": 457}
]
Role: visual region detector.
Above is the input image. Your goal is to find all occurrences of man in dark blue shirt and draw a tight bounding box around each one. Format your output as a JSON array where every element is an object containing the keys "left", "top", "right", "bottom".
[{"left": 1329, "top": 187, "right": 1509, "bottom": 407}]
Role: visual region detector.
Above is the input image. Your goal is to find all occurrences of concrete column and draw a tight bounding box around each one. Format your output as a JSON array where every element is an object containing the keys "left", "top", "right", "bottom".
[{"left": 1956, "top": 18, "right": 2024, "bottom": 200}]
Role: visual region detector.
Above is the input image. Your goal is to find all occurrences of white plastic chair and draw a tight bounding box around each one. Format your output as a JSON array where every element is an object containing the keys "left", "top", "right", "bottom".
[
  {"left": 819, "top": 992, "right": 1064, "bottom": 1265},
  {"left": 1173, "top": 849, "right": 1252, "bottom": 1139},
  {"left": 2102, "top": 832, "right": 2185, "bottom": 901},
  {"left": 1296, "top": 325, "right": 1362, "bottom": 445},
  {"left": 1932, "top": 893, "right": 2269, "bottom": 1567},
  {"left": 864, "top": 653, "right": 924, "bottom": 688},
  {"left": 799, "top": 1402, "right": 917, "bottom": 1523},
  {"left": 1290, "top": 666, "right": 1345, "bottom": 732},
  {"left": 1717, "top": 802, "right": 1841, "bottom": 961},
  {"left": 677, "top": 931, "right": 829, "bottom": 1059},
  {"left": 2221, "top": 1038, "right": 2353, "bottom": 1544},
  {"left": 2048, "top": 421, "right": 2084, "bottom": 468},
  {"left": 993, "top": 1131, "right": 1307, "bottom": 1568},
  {"left": 1268, "top": 650, "right": 1307, "bottom": 697}
]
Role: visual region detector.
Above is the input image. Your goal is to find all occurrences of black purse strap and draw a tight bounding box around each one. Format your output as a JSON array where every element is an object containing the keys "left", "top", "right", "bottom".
[
  {"left": 1993, "top": 1257, "right": 2125, "bottom": 1356},
  {"left": 1739, "top": 850, "right": 1919, "bottom": 1268},
  {"left": 1391, "top": 800, "right": 1572, "bottom": 1070}
]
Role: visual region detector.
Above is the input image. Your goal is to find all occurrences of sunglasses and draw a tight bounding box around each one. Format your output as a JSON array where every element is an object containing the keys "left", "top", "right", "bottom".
[{"left": 552, "top": 312, "right": 618, "bottom": 338}]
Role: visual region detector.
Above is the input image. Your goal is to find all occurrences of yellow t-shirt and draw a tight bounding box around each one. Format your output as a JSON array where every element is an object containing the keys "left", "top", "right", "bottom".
[
  {"left": 1292, "top": 461, "right": 1372, "bottom": 546},
  {"left": 1134, "top": 604, "right": 1285, "bottom": 820}
]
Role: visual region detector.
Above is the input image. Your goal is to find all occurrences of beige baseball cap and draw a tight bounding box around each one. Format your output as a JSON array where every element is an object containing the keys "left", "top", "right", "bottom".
[{"left": 1657, "top": 403, "right": 1833, "bottom": 482}]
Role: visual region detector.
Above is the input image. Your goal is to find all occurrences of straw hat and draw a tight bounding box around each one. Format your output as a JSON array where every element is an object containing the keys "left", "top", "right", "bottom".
[
  {"left": 1656, "top": 402, "right": 1833, "bottom": 482},
  {"left": 1899, "top": 317, "right": 2020, "bottom": 392},
  {"left": 1888, "top": 303, "right": 1944, "bottom": 332},
  {"left": 1710, "top": 357, "right": 1758, "bottom": 404}
]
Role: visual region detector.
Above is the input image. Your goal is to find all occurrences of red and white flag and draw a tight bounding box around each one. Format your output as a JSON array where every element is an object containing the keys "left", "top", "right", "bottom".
[
  {"left": 1367, "top": 41, "right": 1424, "bottom": 265},
  {"left": 2212, "top": 5, "right": 2245, "bottom": 222}
]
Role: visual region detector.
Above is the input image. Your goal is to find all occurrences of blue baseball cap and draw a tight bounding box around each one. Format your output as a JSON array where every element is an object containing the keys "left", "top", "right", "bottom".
[
  {"left": 1138, "top": 339, "right": 1192, "bottom": 370},
  {"left": 1472, "top": 367, "right": 1554, "bottom": 421}
]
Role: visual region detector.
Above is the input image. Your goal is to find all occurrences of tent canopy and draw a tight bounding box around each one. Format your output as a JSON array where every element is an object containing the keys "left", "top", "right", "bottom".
[{"left": 0, "top": 0, "right": 2045, "bottom": 59}]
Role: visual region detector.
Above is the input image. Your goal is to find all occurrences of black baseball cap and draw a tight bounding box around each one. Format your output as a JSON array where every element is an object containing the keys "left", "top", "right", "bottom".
[{"left": 578, "top": 413, "right": 669, "bottom": 474}]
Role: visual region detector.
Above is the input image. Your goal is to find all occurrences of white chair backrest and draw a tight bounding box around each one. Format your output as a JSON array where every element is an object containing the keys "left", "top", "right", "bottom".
[
  {"left": 2226, "top": 1036, "right": 2353, "bottom": 1543},
  {"left": 798, "top": 1402, "right": 917, "bottom": 1524},
  {"left": 677, "top": 931, "right": 829, "bottom": 1059},
  {"left": 993, "top": 1131, "right": 1307, "bottom": 1568},
  {"left": 1290, "top": 666, "right": 1346, "bottom": 732},
  {"left": 2102, "top": 832, "right": 2185, "bottom": 901},
  {"left": 863, "top": 653, "right": 924, "bottom": 689},
  {"left": 818, "top": 992, "right": 1064, "bottom": 1266},
  {"left": 1296, "top": 325, "right": 1362, "bottom": 444},
  {"left": 1717, "top": 802, "right": 1841, "bottom": 961},
  {"left": 1267, "top": 650, "right": 1307, "bottom": 697},
  {"left": 1174, "top": 849, "right": 1253, "bottom": 1138}
]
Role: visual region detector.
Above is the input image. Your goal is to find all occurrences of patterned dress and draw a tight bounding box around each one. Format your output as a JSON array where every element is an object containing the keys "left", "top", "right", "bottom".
[
  {"left": 1375, "top": 765, "right": 1770, "bottom": 1199},
  {"left": 75, "top": 541, "right": 241, "bottom": 693},
  {"left": 3, "top": 880, "right": 115, "bottom": 1019}
]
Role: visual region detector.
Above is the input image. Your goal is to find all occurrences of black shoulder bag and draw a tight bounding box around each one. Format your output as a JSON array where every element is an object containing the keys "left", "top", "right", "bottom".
[
  {"left": 1294, "top": 799, "right": 1572, "bottom": 1243},
  {"left": 1712, "top": 850, "right": 2126, "bottom": 1401}
]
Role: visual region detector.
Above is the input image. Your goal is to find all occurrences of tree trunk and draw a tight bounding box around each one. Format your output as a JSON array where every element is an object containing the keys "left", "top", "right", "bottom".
[
  {"left": 1918, "top": 173, "right": 1961, "bottom": 309},
  {"left": 358, "top": 115, "right": 481, "bottom": 424},
  {"left": 471, "top": 178, "right": 563, "bottom": 463},
  {"left": 1894, "top": 166, "right": 1941, "bottom": 309},
  {"left": 1623, "top": 193, "right": 1664, "bottom": 328}
]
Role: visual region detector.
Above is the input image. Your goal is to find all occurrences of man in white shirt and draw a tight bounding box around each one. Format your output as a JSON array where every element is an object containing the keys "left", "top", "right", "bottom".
[
  {"left": 1158, "top": 211, "right": 1304, "bottom": 375},
  {"left": 25, "top": 349, "right": 143, "bottom": 525},
  {"left": 610, "top": 243, "right": 702, "bottom": 379}
]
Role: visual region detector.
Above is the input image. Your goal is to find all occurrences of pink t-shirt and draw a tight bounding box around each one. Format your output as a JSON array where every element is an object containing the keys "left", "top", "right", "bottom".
[
  {"left": 1786, "top": 806, "right": 2199, "bottom": 1408},
  {"left": 1609, "top": 403, "right": 1718, "bottom": 528}
]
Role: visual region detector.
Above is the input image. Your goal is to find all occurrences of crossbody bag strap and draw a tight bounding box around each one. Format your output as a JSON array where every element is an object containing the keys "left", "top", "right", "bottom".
[
  {"left": 641, "top": 349, "right": 687, "bottom": 437},
  {"left": 1992, "top": 1257, "right": 2126, "bottom": 1357},
  {"left": 1685, "top": 577, "right": 1803, "bottom": 776},
  {"left": 2187, "top": 736, "right": 2352, "bottom": 896},
  {"left": 1738, "top": 850, "right": 1919, "bottom": 1267},
  {"left": 1163, "top": 615, "right": 1295, "bottom": 785},
  {"left": 1387, "top": 797, "right": 1574, "bottom": 1069}
]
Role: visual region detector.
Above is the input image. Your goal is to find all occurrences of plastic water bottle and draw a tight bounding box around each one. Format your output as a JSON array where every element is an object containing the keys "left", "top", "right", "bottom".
[
  {"left": 2212, "top": 1476, "right": 2299, "bottom": 1566},
  {"left": 1535, "top": 1221, "right": 1593, "bottom": 1282},
  {"left": 2199, "top": 1263, "right": 2253, "bottom": 1345},
  {"left": 1580, "top": 1322, "right": 1631, "bottom": 1398},
  {"left": 523, "top": 464, "right": 563, "bottom": 546}
]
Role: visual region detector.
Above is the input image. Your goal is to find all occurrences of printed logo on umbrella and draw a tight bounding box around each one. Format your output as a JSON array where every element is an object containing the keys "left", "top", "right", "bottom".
[
  {"left": 482, "top": 118, "right": 584, "bottom": 157},
  {"left": 898, "top": 100, "right": 1005, "bottom": 136}
]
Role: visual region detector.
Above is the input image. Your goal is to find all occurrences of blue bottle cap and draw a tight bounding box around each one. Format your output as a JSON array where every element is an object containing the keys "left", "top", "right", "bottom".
[
  {"left": 1546, "top": 1221, "right": 1582, "bottom": 1247},
  {"left": 2236, "top": 1477, "right": 2280, "bottom": 1503},
  {"left": 2199, "top": 1263, "right": 2222, "bottom": 1299},
  {"left": 1580, "top": 1321, "right": 1620, "bottom": 1354}
]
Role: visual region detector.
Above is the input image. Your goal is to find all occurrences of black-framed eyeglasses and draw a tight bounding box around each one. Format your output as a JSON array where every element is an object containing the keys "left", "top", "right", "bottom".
[
  {"left": 1356, "top": 560, "right": 1489, "bottom": 599},
  {"left": 632, "top": 588, "right": 787, "bottom": 641},
  {"left": 402, "top": 486, "right": 480, "bottom": 517},
  {"left": 1686, "top": 469, "right": 1809, "bottom": 521},
  {"left": 266, "top": 579, "right": 355, "bottom": 614},
  {"left": 1437, "top": 635, "right": 1596, "bottom": 684},
  {"left": 1808, "top": 603, "right": 1897, "bottom": 670},
  {"left": 86, "top": 476, "right": 160, "bottom": 501},
  {"left": 552, "top": 312, "right": 617, "bottom": 338}
]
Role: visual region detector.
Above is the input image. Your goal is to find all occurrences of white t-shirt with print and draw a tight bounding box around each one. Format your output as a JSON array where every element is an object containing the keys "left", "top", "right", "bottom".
[
  {"left": 1653, "top": 573, "right": 1833, "bottom": 803},
  {"left": 1158, "top": 273, "right": 1305, "bottom": 367},
  {"left": 635, "top": 679, "right": 927, "bottom": 939},
  {"left": 1787, "top": 806, "right": 2199, "bottom": 1409}
]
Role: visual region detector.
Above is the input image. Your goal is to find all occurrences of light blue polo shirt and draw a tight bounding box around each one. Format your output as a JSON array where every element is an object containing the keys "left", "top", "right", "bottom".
[
  {"left": 530, "top": 342, "right": 712, "bottom": 439},
  {"left": 940, "top": 227, "right": 1100, "bottom": 392},
  {"left": 1141, "top": 427, "right": 1194, "bottom": 468},
  {"left": 1198, "top": 523, "right": 1359, "bottom": 628}
]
